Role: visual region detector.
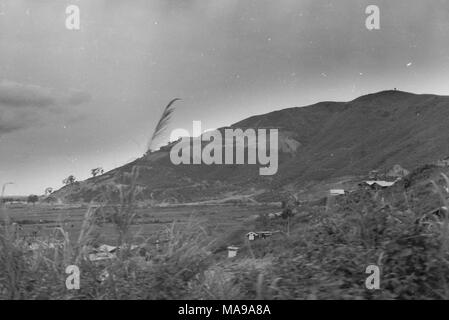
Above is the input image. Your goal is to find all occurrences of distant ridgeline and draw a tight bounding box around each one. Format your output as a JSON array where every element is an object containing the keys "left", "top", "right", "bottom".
[{"left": 1, "top": 196, "right": 28, "bottom": 203}]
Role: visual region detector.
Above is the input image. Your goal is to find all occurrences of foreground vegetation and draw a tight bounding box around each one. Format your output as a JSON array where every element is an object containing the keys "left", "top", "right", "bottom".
[{"left": 1, "top": 169, "right": 449, "bottom": 299}]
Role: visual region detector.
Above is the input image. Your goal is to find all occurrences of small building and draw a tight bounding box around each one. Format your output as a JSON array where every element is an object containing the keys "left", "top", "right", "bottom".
[
  {"left": 98, "top": 244, "right": 117, "bottom": 253},
  {"left": 330, "top": 189, "right": 345, "bottom": 196},
  {"left": 227, "top": 246, "right": 239, "bottom": 258},
  {"left": 267, "top": 211, "right": 283, "bottom": 219},
  {"left": 88, "top": 244, "right": 117, "bottom": 262},
  {"left": 257, "top": 231, "right": 274, "bottom": 239},
  {"left": 246, "top": 232, "right": 258, "bottom": 241},
  {"left": 360, "top": 180, "right": 396, "bottom": 190}
]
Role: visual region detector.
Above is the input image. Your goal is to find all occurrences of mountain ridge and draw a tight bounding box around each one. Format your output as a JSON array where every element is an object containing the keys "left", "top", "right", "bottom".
[{"left": 52, "top": 90, "right": 449, "bottom": 203}]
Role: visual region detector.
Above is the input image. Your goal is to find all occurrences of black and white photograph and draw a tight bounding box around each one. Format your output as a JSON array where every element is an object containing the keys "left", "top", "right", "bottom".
[{"left": 1, "top": 0, "right": 449, "bottom": 304}]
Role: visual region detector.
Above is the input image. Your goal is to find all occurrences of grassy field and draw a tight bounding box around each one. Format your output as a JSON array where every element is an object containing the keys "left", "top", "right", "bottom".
[{"left": 3, "top": 203, "right": 280, "bottom": 246}]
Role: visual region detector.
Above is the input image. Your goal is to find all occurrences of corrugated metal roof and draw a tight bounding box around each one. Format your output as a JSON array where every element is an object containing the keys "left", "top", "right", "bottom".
[{"left": 365, "top": 180, "right": 396, "bottom": 187}]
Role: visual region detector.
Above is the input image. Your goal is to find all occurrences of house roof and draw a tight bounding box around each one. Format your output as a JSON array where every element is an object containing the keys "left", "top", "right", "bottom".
[
  {"left": 97, "top": 244, "right": 117, "bottom": 253},
  {"left": 330, "top": 189, "right": 345, "bottom": 194},
  {"left": 364, "top": 180, "right": 396, "bottom": 187}
]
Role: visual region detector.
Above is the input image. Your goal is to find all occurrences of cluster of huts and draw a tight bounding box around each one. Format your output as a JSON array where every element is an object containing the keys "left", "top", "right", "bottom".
[
  {"left": 328, "top": 164, "right": 411, "bottom": 197},
  {"left": 227, "top": 230, "right": 281, "bottom": 258}
]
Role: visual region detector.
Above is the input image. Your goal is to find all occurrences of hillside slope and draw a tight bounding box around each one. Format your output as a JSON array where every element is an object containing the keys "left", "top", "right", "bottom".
[{"left": 53, "top": 90, "right": 449, "bottom": 203}]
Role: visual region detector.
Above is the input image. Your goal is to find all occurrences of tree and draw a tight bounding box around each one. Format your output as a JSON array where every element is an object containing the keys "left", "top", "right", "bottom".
[
  {"left": 1, "top": 197, "right": 13, "bottom": 204},
  {"left": 63, "top": 175, "right": 76, "bottom": 186},
  {"left": 44, "top": 187, "right": 53, "bottom": 196},
  {"left": 27, "top": 195, "right": 39, "bottom": 206},
  {"left": 91, "top": 167, "right": 104, "bottom": 177}
]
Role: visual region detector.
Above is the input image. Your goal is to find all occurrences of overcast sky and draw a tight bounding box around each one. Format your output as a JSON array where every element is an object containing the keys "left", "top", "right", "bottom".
[{"left": 1, "top": 0, "right": 449, "bottom": 195}]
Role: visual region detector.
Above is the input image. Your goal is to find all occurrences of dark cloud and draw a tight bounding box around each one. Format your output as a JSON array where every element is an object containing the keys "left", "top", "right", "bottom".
[
  {"left": 67, "top": 90, "right": 92, "bottom": 106},
  {"left": 0, "top": 107, "right": 34, "bottom": 135},
  {"left": 0, "top": 120, "right": 26, "bottom": 135},
  {"left": 0, "top": 81, "right": 55, "bottom": 108},
  {"left": 0, "top": 80, "right": 91, "bottom": 135},
  {"left": 0, "top": 80, "right": 91, "bottom": 109}
]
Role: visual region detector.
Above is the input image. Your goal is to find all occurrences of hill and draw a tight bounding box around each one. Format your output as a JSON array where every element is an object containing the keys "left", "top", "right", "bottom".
[{"left": 52, "top": 90, "right": 449, "bottom": 203}]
